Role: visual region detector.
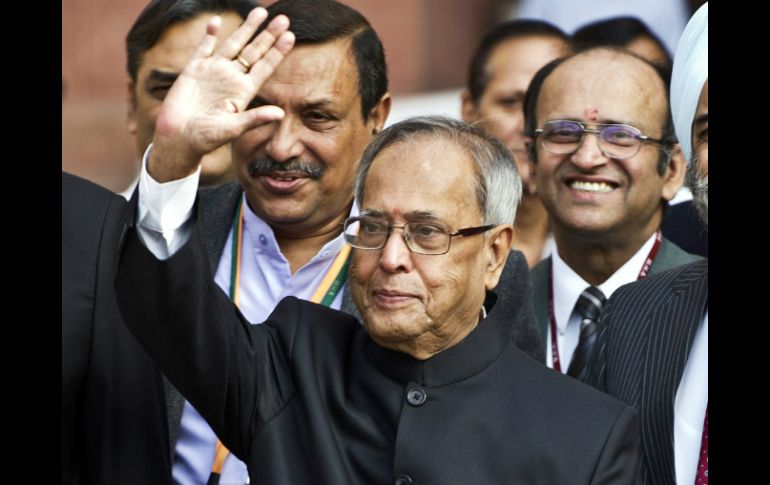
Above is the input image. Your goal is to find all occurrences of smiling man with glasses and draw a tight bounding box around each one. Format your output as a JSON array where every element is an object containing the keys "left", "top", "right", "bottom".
[
  {"left": 522, "top": 46, "right": 702, "bottom": 380},
  {"left": 117, "top": 112, "right": 643, "bottom": 483}
]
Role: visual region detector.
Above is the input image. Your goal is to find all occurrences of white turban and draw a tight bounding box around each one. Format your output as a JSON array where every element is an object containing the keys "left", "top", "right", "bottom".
[{"left": 670, "top": 2, "right": 708, "bottom": 164}]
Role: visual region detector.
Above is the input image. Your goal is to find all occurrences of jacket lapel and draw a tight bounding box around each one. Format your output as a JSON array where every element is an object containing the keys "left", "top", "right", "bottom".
[{"left": 641, "top": 259, "right": 708, "bottom": 485}]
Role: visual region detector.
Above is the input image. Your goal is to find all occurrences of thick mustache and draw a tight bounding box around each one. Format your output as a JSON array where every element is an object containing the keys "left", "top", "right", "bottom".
[{"left": 248, "top": 157, "right": 325, "bottom": 179}]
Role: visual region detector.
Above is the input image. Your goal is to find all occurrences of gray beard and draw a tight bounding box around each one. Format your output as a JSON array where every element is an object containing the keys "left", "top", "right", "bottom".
[{"left": 687, "top": 155, "right": 708, "bottom": 228}]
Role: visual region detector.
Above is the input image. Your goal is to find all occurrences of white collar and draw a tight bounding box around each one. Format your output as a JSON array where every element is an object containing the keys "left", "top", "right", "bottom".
[{"left": 551, "top": 232, "right": 658, "bottom": 332}]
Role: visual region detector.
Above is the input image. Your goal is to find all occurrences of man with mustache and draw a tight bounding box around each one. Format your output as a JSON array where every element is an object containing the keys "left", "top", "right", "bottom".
[
  {"left": 523, "top": 41, "right": 702, "bottom": 381},
  {"left": 584, "top": 5, "right": 708, "bottom": 484},
  {"left": 132, "top": 1, "right": 390, "bottom": 482}
]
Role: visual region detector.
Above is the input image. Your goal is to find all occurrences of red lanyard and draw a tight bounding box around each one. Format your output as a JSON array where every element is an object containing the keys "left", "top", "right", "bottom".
[{"left": 549, "top": 231, "right": 662, "bottom": 371}]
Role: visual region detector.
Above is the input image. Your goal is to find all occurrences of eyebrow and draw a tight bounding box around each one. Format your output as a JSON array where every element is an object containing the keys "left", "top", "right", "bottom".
[
  {"left": 145, "top": 69, "right": 179, "bottom": 85},
  {"left": 251, "top": 95, "right": 339, "bottom": 111},
  {"left": 556, "top": 118, "right": 639, "bottom": 127},
  {"left": 359, "top": 210, "right": 442, "bottom": 221},
  {"left": 693, "top": 113, "right": 709, "bottom": 126},
  {"left": 404, "top": 211, "right": 442, "bottom": 221}
]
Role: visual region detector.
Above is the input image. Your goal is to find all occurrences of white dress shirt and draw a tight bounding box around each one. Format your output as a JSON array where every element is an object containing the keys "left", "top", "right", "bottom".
[
  {"left": 134, "top": 145, "right": 355, "bottom": 484},
  {"left": 546, "top": 233, "right": 658, "bottom": 370},
  {"left": 118, "top": 174, "right": 139, "bottom": 201},
  {"left": 674, "top": 310, "right": 708, "bottom": 485}
]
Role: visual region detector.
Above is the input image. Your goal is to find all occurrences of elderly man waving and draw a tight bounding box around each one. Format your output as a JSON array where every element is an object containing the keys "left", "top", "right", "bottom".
[{"left": 115, "top": 7, "right": 642, "bottom": 485}]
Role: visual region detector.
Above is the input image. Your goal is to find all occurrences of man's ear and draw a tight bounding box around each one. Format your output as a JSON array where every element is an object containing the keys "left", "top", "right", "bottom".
[
  {"left": 127, "top": 81, "right": 138, "bottom": 136},
  {"left": 661, "top": 143, "right": 687, "bottom": 202},
  {"left": 484, "top": 224, "right": 514, "bottom": 291},
  {"left": 367, "top": 92, "right": 392, "bottom": 135},
  {"left": 460, "top": 89, "right": 478, "bottom": 123}
]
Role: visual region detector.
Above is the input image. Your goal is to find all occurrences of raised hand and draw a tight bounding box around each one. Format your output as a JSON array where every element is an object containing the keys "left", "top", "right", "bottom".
[{"left": 148, "top": 7, "right": 295, "bottom": 182}]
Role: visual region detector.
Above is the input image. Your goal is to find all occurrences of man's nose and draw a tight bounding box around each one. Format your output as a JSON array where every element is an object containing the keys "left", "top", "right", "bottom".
[
  {"left": 265, "top": 117, "right": 304, "bottom": 162},
  {"left": 378, "top": 226, "right": 413, "bottom": 273}
]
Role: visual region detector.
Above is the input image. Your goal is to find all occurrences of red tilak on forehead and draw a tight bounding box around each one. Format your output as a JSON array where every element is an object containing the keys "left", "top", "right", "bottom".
[{"left": 585, "top": 107, "right": 599, "bottom": 121}]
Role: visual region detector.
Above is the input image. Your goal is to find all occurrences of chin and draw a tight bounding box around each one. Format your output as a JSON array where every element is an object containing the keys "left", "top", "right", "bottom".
[{"left": 363, "top": 312, "right": 421, "bottom": 342}]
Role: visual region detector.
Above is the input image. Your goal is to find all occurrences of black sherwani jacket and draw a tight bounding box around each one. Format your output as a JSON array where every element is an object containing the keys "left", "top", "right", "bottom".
[
  {"left": 116, "top": 204, "right": 642, "bottom": 485},
  {"left": 62, "top": 172, "right": 171, "bottom": 485}
]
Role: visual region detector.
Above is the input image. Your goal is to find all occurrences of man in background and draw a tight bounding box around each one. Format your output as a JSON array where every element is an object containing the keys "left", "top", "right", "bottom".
[
  {"left": 524, "top": 45, "right": 700, "bottom": 379},
  {"left": 461, "top": 19, "right": 570, "bottom": 269},
  {"left": 123, "top": 0, "right": 257, "bottom": 197}
]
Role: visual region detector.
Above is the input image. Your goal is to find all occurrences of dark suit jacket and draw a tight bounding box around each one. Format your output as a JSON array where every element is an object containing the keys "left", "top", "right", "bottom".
[
  {"left": 116, "top": 209, "right": 642, "bottom": 485},
  {"left": 584, "top": 259, "right": 708, "bottom": 485},
  {"left": 164, "top": 182, "right": 545, "bottom": 447},
  {"left": 661, "top": 201, "right": 708, "bottom": 257},
  {"left": 62, "top": 172, "right": 171, "bottom": 485},
  {"left": 529, "top": 238, "right": 702, "bottom": 347}
]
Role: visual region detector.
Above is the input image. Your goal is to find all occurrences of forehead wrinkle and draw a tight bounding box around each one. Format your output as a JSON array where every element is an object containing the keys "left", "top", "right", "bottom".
[{"left": 261, "top": 48, "right": 360, "bottom": 112}]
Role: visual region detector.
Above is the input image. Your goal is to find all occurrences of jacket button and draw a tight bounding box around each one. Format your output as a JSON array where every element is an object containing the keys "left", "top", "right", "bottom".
[
  {"left": 406, "top": 387, "right": 427, "bottom": 406},
  {"left": 395, "top": 474, "right": 413, "bottom": 485}
]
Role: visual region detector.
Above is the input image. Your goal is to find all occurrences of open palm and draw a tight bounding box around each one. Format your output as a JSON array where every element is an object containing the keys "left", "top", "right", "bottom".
[{"left": 150, "top": 8, "right": 294, "bottom": 181}]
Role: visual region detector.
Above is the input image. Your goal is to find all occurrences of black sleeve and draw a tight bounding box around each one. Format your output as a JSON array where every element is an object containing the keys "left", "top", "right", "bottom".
[{"left": 114, "top": 207, "right": 297, "bottom": 461}]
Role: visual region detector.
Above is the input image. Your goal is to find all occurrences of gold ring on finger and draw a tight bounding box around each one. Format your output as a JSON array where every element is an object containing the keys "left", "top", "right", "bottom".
[{"left": 236, "top": 54, "right": 251, "bottom": 70}]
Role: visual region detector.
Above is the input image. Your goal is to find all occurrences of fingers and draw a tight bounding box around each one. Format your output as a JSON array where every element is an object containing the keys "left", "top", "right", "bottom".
[
  {"left": 248, "top": 31, "right": 295, "bottom": 86},
  {"left": 220, "top": 106, "right": 285, "bottom": 140},
  {"left": 236, "top": 14, "right": 291, "bottom": 67},
  {"left": 218, "top": 7, "right": 268, "bottom": 59},
  {"left": 193, "top": 15, "right": 222, "bottom": 59}
]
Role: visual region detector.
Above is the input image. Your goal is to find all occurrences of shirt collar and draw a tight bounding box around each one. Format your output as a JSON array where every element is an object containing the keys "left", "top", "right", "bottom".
[
  {"left": 551, "top": 232, "right": 658, "bottom": 332},
  {"left": 240, "top": 194, "right": 358, "bottom": 265}
]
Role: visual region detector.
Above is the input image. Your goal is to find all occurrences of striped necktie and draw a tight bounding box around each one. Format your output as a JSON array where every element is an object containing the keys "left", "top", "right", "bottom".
[{"left": 567, "top": 286, "right": 606, "bottom": 380}]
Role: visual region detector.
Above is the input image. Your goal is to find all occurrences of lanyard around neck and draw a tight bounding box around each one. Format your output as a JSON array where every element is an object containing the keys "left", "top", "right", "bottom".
[
  {"left": 211, "top": 199, "right": 351, "bottom": 483},
  {"left": 549, "top": 230, "right": 662, "bottom": 372}
]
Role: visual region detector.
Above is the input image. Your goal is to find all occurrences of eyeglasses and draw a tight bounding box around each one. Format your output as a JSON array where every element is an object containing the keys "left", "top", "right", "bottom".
[
  {"left": 343, "top": 216, "right": 496, "bottom": 255},
  {"left": 534, "top": 120, "right": 668, "bottom": 160}
]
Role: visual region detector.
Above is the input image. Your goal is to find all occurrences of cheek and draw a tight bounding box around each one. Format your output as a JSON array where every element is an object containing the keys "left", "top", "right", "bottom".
[
  {"left": 533, "top": 154, "right": 557, "bottom": 186},
  {"left": 696, "top": 146, "right": 708, "bottom": 176},
  {"left": 349, "top": 253, "right": 378, "bottom": 286},
  {"left": 484, "top": 116, "right": 515, "bottom": 139},
  {"left": 421, "top": 264, "right": 463, "bottom": 298},
  {"left": 233, "top": 129, "right": 271, "bottom": 161}
]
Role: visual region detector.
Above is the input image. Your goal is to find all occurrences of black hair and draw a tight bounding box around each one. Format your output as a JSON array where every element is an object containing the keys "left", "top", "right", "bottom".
[
  {"left": 572, "top": 16, "right": 672, "bottom": 70},
  {"left": 466, "top": 19, "right": 570, "bottom": 104},
  {"left": 126, "top": 0, "right": 257, "bottom": 83},
  {"left": 261, "top": 0, "right": 388, "bottom": 120}
]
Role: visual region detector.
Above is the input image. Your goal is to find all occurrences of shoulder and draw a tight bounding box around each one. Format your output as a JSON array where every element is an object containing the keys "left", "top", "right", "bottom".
[
  {"left": 62, "top": 172, "right": 125, "bottom": 227},
  {"left": 497, "top": 249, "right": 534, "bottom": 296},
  {"left": 62, "top": 172, "right": 127, "bottom": 256},
  {"left": 507, "top": 348, "right": 636, "bottom": 431},
  {"left": 653, "top": 237, "right": 702, "bottom": 272},
  {"left": 199, "top": 181, "right": 242, "bottom": 214},
  {"left": 613, "top": 259, "right": 707, "bottom": 307},
  {"left": 529, "top": 256, "right": 551, "bottom": 291},
  {"left": 600, "top": 259, "right": 707, "bottom": 337},
  {"left": 269, "top": 297, "right": 363, "bottom": 354}
]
